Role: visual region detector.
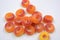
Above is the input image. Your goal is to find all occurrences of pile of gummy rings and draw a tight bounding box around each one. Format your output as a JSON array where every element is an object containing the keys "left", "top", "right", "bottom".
[{"left": 4, "top": 0, "right": 55, "bottom": 40}]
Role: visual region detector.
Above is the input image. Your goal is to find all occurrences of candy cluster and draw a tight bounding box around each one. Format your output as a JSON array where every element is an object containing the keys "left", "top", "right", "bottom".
[{"left": 4, "top": 0, "right": 55, "bottom": 40}]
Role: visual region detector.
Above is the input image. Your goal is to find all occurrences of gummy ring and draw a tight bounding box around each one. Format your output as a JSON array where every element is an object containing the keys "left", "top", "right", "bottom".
[
  {"left": 5, "top": 12, "right": 15, "bottom": 21},
  {"left": 26, "top": 5, "right": 36, "bottom": 14},
  {"left": 43, "top": 15, "right": 53, "bottom": 23},
  {"left": 14, "top": 26, "right": 24, "bottom": 37},
  {"left": 25, "top": 25, "right": 35, "bottom": 35},
  {"left": 30, "top": 16, "right": 39, "bottom": 24},
  {"left": 35, "top": 23, "right": 44, "bottom": 33},
  {"left": 22, "top": 16, "right": 31, "bottom": 26},
  {"left": 32, "top": 11, "right": 42, "bottom": 23},
  {"left": 45, "top": 23, "right": 55, "bottom": 33},
  {"left": 39, "top": 31, "right": 50, "bottom": 40},
  {"left": 16, "top": 9, "right": 25, "bottom": 17},
  {"left": 21, "top": 0, "right": 30, "bottom": 8},
  {"left": 14, "top": 17, "right": 22, "bottom": 25},
  {"left": 5, "top": 22, "right": 15, "bottom": 33}
]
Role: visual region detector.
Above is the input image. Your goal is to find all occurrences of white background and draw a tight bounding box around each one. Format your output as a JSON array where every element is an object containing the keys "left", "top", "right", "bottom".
[{"left": 0, "top": 0, "right": 60, "bottom": 40}]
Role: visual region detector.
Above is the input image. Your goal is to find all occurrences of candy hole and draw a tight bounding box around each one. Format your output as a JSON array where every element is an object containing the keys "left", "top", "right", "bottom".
[{"left": 43, "top": 34, "right": 47, "bottom": 39}]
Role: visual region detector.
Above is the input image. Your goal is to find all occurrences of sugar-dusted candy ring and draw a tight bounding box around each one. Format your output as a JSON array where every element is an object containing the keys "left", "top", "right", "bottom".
[
  {"left": 43, "top": 15, "right": 53, "bottom": 23},
  {"left": 35, "top": 23, "right": 44, "bottom": 33},
  {"left": 26, "top": 5, "right": 36, "bottom": 14},
  {"left": 21, "top": 0, "right": 30, "bottom": 8},
  {"left": 14, "top": 26, "right": 24, "bottom": 37},
  {"left": 5, "top": 12, "right": 15, "bottom": 21},
  {"left": 25, "top": 25, "right": 35, "bottom": 35},
  {"left": 45, "top": 23, "right": 55, "bottom": 33},
  {"left": 39, "top": 31, "right": 50, "bottom": 40},
  {"left": 5, "top": 22, "right": 15, "bottom": 33},
  {"left": 16, "top": 9, "right": 25, "bottom": 17}
]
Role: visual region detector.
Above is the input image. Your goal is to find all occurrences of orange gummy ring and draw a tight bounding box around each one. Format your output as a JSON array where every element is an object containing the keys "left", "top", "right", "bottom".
[
  {"left": 5, "top": 22, "right": 15, "bottom": 33},
  {"left": 25, "top": 25, "right": 35, "bottom": 35},
  {"left": 32, "top": 11, "right": 42, "bottom": 22},
  {"left": 5, "top": 12, "right": 15, "bottom": 21},
  {"left": 16, "top": 9, "right": 25, "bottom": 17},
  {"left": 30, "top": 16, "right": 39, "bottom": 24},
  {"left": 45, "top": 23, "right": 55, "bottom": 33},
  {"left": 21, "top": 16, "right": 31, "bottom": 27},
  {"left": 35, "top": 23, "right": 44, "bottom": 33},
  {"left": 26, "top": 5, "right": 36, "bottom": 14},
  {"left": 21, "top": 0, "right": 30, "bottom": 8},
  {"left": 43, "top": 15, "right": 53, "bottom": 23},
  {"left": 14, "top": 26, "right": 24, "bottom": 37}
]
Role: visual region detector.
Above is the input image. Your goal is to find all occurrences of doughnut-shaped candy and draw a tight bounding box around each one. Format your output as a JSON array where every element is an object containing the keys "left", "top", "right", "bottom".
[
  {"left": 39, "top": 31, "right": 50, "bottom": 40},
  {"left": 26, "top": 5, "right": 36, "bottom": 14},
  {"left": 5, "top": 22, "right": 15, "bottom": 33},
  {"left": 21, "top": 0, "right": 30, "bottom": 8},
  {"left": 45, "top": 23, "right": 55, "bottom": 33},
  {"left": 43, "top": 15, "right": 53, "bottom": 23},
  {"left": 5, "top": 12, "right": 15, "bottom": 21},
  {"left": 14, "top": 26, "right": 24, "bottom": 37},
  {"left": 16, "top": 9, "right": 25, "bottom": 17}
]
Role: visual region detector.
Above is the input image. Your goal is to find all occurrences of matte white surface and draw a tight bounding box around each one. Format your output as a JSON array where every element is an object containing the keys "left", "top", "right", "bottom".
[{"left": 0, "top": 0, "right": 60, "bottom": 40}]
